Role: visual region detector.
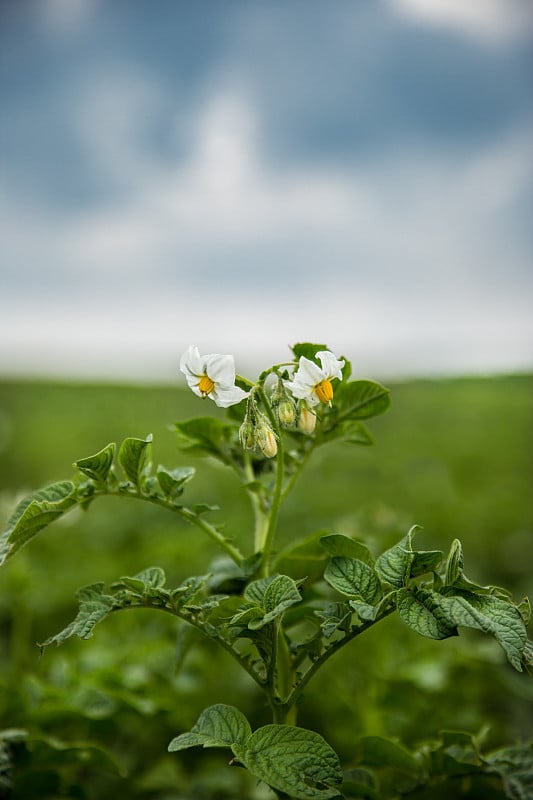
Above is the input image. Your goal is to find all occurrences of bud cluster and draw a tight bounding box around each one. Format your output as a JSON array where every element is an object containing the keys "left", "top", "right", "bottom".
[
  {"left": 269, "top": 376, "right": 297, "bottom": 429},
  {"left": 239, "top": 392, "right": 278, "bottom": 459}
]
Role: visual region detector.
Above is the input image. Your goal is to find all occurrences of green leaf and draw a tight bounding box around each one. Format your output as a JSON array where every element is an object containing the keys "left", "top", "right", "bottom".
[
  {"left": 0, "top": 481, "right": 77, "bottom": 566},
  {"left": 320, "top": 535, "right": 375, "bottom": 565},
  {"left": 134, "top": 566, "right": 166, "bottom": 589},
  {"left": 410, "top": 549, "right": 444, "bottom": 577},
  {"left": 375, "top": 528, "right": 418, "bottom": 588},
  {"left": 173, "top": 417, "right": 237, "bottom": 464},
  {"left": 244, "top": 576, "right": 275, "bottom": 606},
  {"left": 486, "top": 742, "right": 533, "bottom": 800},
  {"left": 118, "top": 434, "right": 152, "bottom": 485},
  {"left": 432, "top": 590, "right": 528, "bottom": 671},
  {"left": 73, "top": 442, "right": 116, "bottom": 483},
  {"left": 445, "top": 538, "right": 464, "bottom": 586},
  {"left": 356, "top": 735, "right": 419, "bottom": 774},
  {"left": 336, "top": 380, "right": 390, "bottom": 420},
  {"left": 315, "top": 602, "right": 353, "bottom": 638},
  {"left": 156, "top": 465, "right": 195, "bottom": 497},
  {"left": 342, "top": 768, "right": 380, "bottom": 800},
  {"left": 256, "top": 574, "right": 302, "bottom": 627},
  {"left": 241, "top": 724, "right": 343, "bottom": 800},
  {"left": 396, "top": 588, "right": 458, "bottom": 640},
  {"left": 291, "top": 342, "right": 329, "bottom": 361},
  {"left": 40, "top": 583, "right": 115, "bottom": 649},
  {"left": 324, "top": 558, "right": 382, "bottom": 605},
  {"left": 168, "top": 704, "right": 251, "bottom": 753}
]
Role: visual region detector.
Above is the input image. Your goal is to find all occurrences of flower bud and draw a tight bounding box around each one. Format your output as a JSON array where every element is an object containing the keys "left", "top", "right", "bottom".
[
  {"left": 298, "top": 405, "right": 317, "bottom": 435},
  {"left": 239, "top": 420, "right": 255, "bottom": 450},
  {"left": 256, "top": 422, "right": 278, "bottom": 458},
  {"left": 277, "top": 399, "right": 296, "bottom": 427}
]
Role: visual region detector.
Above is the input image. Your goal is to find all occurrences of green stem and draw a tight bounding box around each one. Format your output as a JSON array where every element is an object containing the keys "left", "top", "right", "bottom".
[
  {"left": 255, "top": 386, "right": 285, "bottom": 577},
  {"left": 243, "top": 452, "right": 269, "bottom": 553},
  {"left": 285, "top": 605, "right": 396, "bottom": 710},
  {"left": 92, "top": 487, "right": 244, "bottom": 566}
]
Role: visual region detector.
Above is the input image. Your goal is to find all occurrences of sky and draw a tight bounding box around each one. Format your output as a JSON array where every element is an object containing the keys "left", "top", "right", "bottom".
[{"left": 1, "top": 0, "right": 532, "bottom": 382}]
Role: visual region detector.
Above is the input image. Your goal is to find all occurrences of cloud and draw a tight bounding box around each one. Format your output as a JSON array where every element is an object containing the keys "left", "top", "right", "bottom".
[
  {"left": 388, "top": 0, "right": 533, "bottom": 43},
  {"left": 1, "top": 71, "right": 532, "bottom": 379}
]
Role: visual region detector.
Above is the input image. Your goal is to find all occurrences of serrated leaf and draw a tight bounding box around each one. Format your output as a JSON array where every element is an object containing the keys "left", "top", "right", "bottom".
[
  {"left": 375, "top": 527, "right": 421, "bottom": 588},
  {"left": 0, "top": 481, "right": 77, "bottom": 566},
  {"left": 156, "top": 465, "right": 195, "bottom": 497},
  {"left": 74, "top": 442, "right": 116, "bottom": 483},
  {"left": 445, "top": 539, "right": 464, "bottom": 586},
  {"left": 118, "top": 435, "right": 152, "bottom": 485},
  {"left": 336, "top": 380, "right": 390, "bottom": 421},
  {"left": 324, "top": 558, "right": 382, "bottom": 605},
  {"left": 291, "top": 343, "right": 329, "bottom": 361},
  {"left": 168, "top": 704, "right": 251, "bottom": 753},
  {"left": 256, "top": 574, "right": 302, "bottom": 627},
  {"left": 320, "top": 535, "right": 374, "bottom": 565},
  {"left": 432, "top": 590, "right": 527, "bottom": 671},
  {"left": 396, "top": 588, "right": 458, "bottom": 640},
  {"left": 356, "top": 735, "right": 419, "bottom": 774},
  {"left": 241, "top": 724, "right": 343, "bottom": 800},
  {"left": 40, "top": 583, "right": 115, "bottom": 649}
]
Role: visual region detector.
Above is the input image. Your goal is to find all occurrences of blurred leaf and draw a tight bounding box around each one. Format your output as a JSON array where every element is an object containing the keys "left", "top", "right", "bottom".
[
  {"left": 291, "top": 343, "right": 329, "bottom": 361},
  {"left": 356, "top": 735, "right": 419, "bottom": 774},
  {"left": 156, "top": 465, "right": 195, "bottom": 497},
  {"left": 0, "top": 481, "right": 77, "bottom": 566},
  {"left": 73, "top": 442, "right": 116, "bottom": 484},
  {"left": 336, "top": 380, "right": 390, "bottom": 421},
  {"left": 172, "top": 417, "right": 237, "bottom": 465}
]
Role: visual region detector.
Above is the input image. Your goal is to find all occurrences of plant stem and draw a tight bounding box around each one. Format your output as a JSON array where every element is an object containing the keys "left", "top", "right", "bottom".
[
  {"left": 255, "top": 386, "right": 285, "bottom": 577},
  {"left": 285, "top": 605, "right": 396, "bottom": 711}
]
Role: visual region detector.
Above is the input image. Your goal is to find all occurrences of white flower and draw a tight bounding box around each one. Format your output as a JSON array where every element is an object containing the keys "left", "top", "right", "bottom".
[
  {"left": 286, "top": 350, "right": 345, "bottom": 406},
  {"left": 179, "top": 346, "right": 249, "bottom": 408}
]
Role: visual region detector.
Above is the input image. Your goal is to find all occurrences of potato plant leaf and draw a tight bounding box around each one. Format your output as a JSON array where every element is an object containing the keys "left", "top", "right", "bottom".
[
  {"left": 168, "top": 704, "right": 251, "bottom": 752},
  {"left": 0, "top": 481, "right": 77, "bottom": 566},
  {"left": 396, "top": 588, "right": 458, "bottom": 640},
  {"left": 117, "top": 434, "right": 152, "bottom": 485},
  {"left": 242, "top": 724, "right": 343, "bottom": 800},
  {"left": 335, "top": 380, "right": 390, "bottom": 421},
  {"left": 156, "top": 465, "right": 195, "bottom": 497},
  {"left": 73, "top": 443, "right": 116, "bottom": 483},
  {"left": 324, "top": 557, "right": 382, "bottom": 605},
  {"left": 375, "top": 526, "right": 422, "bottom": 588},
  {"left": 320, "top": 535, "right": 375, "bottom": 565}
]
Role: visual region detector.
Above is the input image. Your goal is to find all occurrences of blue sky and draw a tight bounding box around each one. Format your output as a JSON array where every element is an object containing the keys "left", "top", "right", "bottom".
[{"left": 1, "top": 0, "right": 532, "bottom": 380}]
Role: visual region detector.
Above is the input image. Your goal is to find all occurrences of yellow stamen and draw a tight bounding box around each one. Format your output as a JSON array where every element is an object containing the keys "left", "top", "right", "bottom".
[
  {"left": 315, "top": 379, "right": 333, "bottom": 404},
  {"left": 198, "top": 375, "right": 215, "bottom": 396}
]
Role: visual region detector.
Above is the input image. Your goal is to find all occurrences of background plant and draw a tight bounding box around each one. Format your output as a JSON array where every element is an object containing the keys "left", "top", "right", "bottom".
[{"left": 0, "top": 348, "right": 532, "bottom": 799}]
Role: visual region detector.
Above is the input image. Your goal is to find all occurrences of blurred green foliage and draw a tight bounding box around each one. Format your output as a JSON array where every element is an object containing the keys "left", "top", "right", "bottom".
[{"left": 0, "top": 375, "right": 531, "bottom": 798}]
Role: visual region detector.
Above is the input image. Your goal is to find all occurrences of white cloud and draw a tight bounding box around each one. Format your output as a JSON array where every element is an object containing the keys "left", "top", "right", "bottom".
[
  {"left": 1, "top": 77, "right": 532, "bottom": 379},
  {"left": 388, "top": 0, "right": 533, "bottom": 43}
]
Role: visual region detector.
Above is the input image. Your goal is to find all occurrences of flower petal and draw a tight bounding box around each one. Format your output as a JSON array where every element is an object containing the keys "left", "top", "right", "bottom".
[
  {"left": 204, "top": 353, "right": 236, "bottom": 388},
  {"left": 317, "top": 350, "right": 345, "bottom": 380},
  {"left": 293, "top": 356, "right": 325, "bottom": 387},
  {"left": 180, "top": 345, "right": 205, "bottom": 379},
  {"left": 211, "top": 385, "right": 249, "bottom": 408}
]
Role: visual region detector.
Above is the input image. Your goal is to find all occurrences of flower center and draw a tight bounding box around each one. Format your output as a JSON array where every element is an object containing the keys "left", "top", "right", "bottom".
[
  {"left": 198, "top": 375, "right": 215, "bottom": 396},
  {"left": 314, "top": 379, "right": 333, "bottom": 404}
]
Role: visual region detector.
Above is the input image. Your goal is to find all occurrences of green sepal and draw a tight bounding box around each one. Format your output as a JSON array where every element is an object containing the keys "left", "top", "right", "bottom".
[
  {"left": 0, "top": 481, "right": 77, "bottom": 566},
  {"left": 118, "top": 434, "right": 152, "bottom": 485},
  {"left": 73, "top": 442, "right": 116, "bottom": 483}
]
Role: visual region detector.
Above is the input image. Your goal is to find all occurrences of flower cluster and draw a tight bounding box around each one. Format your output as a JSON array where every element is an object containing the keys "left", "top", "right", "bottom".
[{"left": 179, "top": 346, "right": 346, "bottom": 454}]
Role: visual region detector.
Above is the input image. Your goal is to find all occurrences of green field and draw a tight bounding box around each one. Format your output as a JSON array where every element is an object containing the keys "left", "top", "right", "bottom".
[{"left": 1, "top": 375, "right": 532, "bottom": 798}]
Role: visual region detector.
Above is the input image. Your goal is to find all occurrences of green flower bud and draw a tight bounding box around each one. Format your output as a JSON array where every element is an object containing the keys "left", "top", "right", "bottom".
[
  {"left": 255, "top": 421, "right": 278, "bottom": 458},
  {"left": 277, "top": 399, "right": 296, "bottom": 427},
  {"left": 239, "top": 420, "right": 255, "bottom": 450}
]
